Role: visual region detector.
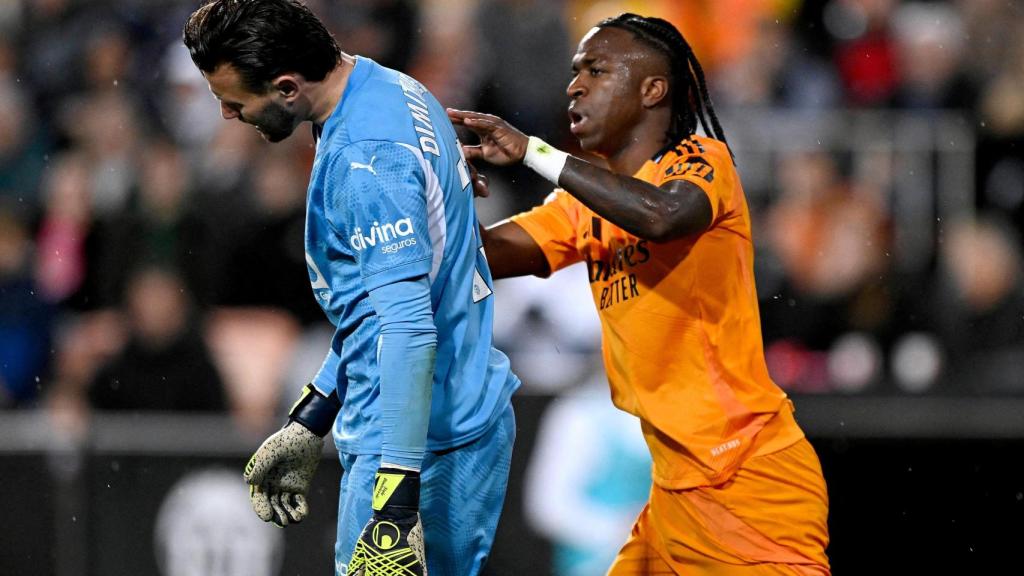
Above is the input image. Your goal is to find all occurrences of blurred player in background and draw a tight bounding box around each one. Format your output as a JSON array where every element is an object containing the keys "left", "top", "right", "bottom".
[
  {"left": 183, "top": 1, "right": 520, "bottom": 575},
  {"left": 450, "top": 13, "right": 830, "bottom": 575}
]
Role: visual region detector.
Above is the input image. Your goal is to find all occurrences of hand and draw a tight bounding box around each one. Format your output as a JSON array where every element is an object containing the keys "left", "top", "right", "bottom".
[
  {"left": 468, "top": 160, "right": 490, "bottom": 198},
  {"left": 348, "top": 468, "right": 427, "bottom": 575},
  {"left": 243, "top": 421, "right": 324, "bottom": 527},
  {"left": 447, "top": 108, "right": 529, "bottom": 167}
]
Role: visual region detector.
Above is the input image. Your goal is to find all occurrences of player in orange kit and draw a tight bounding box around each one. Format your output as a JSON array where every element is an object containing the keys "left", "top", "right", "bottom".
[{"left": 449, "top": 13, "right": 830, "bottom": 575}]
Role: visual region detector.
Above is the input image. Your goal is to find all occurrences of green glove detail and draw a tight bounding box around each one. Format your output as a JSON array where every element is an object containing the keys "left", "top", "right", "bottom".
[
  {"left": 243, "top": 421, "right": 323, "bottom": 527},
  {"left": 348, "top": 468, "right": 427, "bottom": 575},
  {"left": 243, "top": 384, "right": 340, "bottom": 526}
]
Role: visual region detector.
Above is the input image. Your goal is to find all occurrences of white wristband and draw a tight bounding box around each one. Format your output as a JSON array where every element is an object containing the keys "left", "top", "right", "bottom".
[{"left": 523, "top": 136, "right": 569, "bottom": 185}]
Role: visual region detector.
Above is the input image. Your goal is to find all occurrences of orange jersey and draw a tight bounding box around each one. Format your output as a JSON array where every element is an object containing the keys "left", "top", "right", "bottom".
[{"left": 511, "top": 135, "right": 804, "bottom": 489}]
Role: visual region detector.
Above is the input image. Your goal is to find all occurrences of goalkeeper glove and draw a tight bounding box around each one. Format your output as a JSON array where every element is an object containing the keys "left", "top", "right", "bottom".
[
  {"left": 348, "top": 467, "right": 427, "bottom": 576},
  {"left": 243, "top": 383, "right": 340, "bottom": 527}
]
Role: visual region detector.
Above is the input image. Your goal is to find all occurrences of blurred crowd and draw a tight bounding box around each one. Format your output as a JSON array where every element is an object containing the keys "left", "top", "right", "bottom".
[{"left": 2, "top": 0, "right": 1024, "bottom": 434}]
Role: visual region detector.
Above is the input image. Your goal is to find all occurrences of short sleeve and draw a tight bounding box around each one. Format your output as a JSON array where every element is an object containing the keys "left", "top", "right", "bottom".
[
  {"left": 328, "top": 141, "right": 436, "bottom": 292},
  {"left": 509, "top": 190, "right": 583, "bottom": 274},
  {"left": 657, "top": 138, "right": 732, "bottom": 223}
]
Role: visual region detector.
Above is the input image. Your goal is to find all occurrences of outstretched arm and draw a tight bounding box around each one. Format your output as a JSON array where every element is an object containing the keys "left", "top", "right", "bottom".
[
  {"left": 449, "top": 109, "right": 711, "bottom": 242},
  {"left": 481, "top": 220, "right": 551, "bottom": 280},
  {"left": 464, "top": 146, "right": 552, "bottom": 279}
]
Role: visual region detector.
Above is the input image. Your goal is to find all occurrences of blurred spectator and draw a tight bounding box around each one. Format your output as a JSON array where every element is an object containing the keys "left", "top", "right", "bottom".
[
  {"left": 0, "top": 80, "right": 50, "bottom": 207},
  {"left": 0, "top": 0, "right": 1020, "bottom": 423},
  {"left": 927, "top": 216, "right": 1024, "bottom": 394},
  {"left": 61, "top": 91, "right": 143, "bottom": 217},
  {"left": 0, "top": 201, "right": 54, "bottom": 407},
  {"left": 96, "top": 138, "right": 219, "bottom": 307},
  {"left": 89, "top": 264, "right": 227, "bottom": 412},
  {"left": 204, "top": 307, "right": 300, "bottom": 435},
  {"left": 407, "top": 0, "right": 477, "bottom": 107},
  {"left": 976, "top": 14, "right": 1024, "bottom": 238},
  {"left": 759, "top": 150, "right": 892, "bottom": 392},
  {"left": 82, "top": 21, "right": 133, "bottom": 93},
  {"left": 491, "top": 264, "right": 601, "bottom": 393},
  {"left": 567, "top": 0, "right": 780, "bottom": 73},
  {"left": 471, "top": 0, "right": 576, "bottom": 213},
  {"left": 829, "top": 0, "right": 901, "bottom": 106},
  {"left": 34, "top": 152, "right": 105, "bottom": 309},
  {"left": 978, "top": 31, "right": 1024, "bottom": 140},
  {"left": 890, "top": 3, "right": 974, "bottom": 110},
  {"left": 957, "top": 0, "right": 1021, "bottom": 85},
  {"left": 158, "top": 43, "right": 222, "bottom": 149},
  {"left": 19, "top": 0, "right": 92, "bottom": 116},
  {"left": 317, "top": 0, "right": 420, "bottom": 72},
  {"left": 524, "top": 371, "right": 652, "bottom": 576},
  {"left": 476, "top": 0, "right": 571, "bottom": 140},
  {"left": 217, "top": 150, "right": 322, "bottom": 324},
  {"left": 0, "top": 2, "right": 20, "bottom": 34},
  {"left": 193, "top": 121, "right": 264, "bottom": 221},
  {"left": 716, "top": 17, "right": 841, "bottom": 109},
  {"left": 44, "top": 308, "right": 124, "bottom": 435},
  {"left": 0, "top": 37, "right": 16, "bottom": 79}
]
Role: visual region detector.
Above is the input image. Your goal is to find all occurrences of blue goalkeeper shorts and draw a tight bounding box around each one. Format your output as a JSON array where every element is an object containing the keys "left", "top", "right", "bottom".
[{"left": 334, "top": 404, "right": 515, "bottom": 576}]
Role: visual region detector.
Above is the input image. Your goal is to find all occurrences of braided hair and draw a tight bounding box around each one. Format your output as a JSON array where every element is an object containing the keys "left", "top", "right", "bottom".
[{"left": 598, "top": 13, "right": 729, "bottom": 150}]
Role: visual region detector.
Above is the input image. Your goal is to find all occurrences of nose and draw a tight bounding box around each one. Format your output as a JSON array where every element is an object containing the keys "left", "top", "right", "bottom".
[
  {"left": 220, "top": 102, "right": 239, "bottom": 120},
  {"left": 566, "top": 75, "right": 586, "bottom": 100}
]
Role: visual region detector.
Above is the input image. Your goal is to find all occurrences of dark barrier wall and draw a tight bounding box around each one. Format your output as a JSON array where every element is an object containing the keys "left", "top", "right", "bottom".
[
  {"left": 0, "top": 456, "right": 56, "bottom": 573},
  {"left": 818, "top": 438, "right": 1024, "bottom": 573},
  {"left": 2, "top": 395, "right": 1023, "bottom": 575}
]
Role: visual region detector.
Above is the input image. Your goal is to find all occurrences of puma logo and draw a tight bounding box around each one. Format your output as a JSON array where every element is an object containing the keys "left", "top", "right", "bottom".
[{"left": 350, "top": 156, "right": 377, "bottom": 175}]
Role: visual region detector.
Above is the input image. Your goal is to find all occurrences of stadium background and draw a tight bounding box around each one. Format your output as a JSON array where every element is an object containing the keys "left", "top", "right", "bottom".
[{"left": 1, "top": 0, "right": 1022, "bottom": 573}]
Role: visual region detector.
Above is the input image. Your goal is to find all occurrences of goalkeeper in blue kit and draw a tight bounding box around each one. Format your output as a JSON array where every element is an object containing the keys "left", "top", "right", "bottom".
[{"left": 183, "top": 2, "right": 520, "bottom": 575}]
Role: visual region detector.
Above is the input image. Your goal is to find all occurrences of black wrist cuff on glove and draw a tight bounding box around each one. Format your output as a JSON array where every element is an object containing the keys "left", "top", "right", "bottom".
[
  {"left": 372, "top": 468, "right": 421, "bottom": 518},
  {"left": 288, "top": 383, "right": 341, "bottom": 437}
]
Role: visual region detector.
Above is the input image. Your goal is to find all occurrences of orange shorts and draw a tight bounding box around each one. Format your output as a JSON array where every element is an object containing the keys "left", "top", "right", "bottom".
[{"left": 608, "top": 438, "right": 830, "bottom": 576}]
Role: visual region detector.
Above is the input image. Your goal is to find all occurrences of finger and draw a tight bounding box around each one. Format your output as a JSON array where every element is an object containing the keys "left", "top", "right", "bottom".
[
  {"left": 455, "top": 121, "right": 493, "bottom": 139},
  {"left": 244, "top": 442, "right": 277, "bottom": 484},
  {"left": 462, "top": 144, "right": 484, "bottom": 162},
  {"left": 243, "top": 451, "right": 259, "bottom": 482},
  {"left": 281, "top": 492, "right": 304, "bottom": 524},
  {"left": 450, "top": 112, "right": 501, "bottom": 136},
  {"left": 448, "top": 108, "right": 498, "bottom": 122},
  {"left": 270, "top": 492, "right": 290, "bottom": 527},
  {"left": 249, "top": 484, "right": 276, "bottom": 523},
  {"left": 293, "top": 494, "right": 310, "bottom": 521},
  {"left": 472, "top": 173, "right": 489, "bottom": 198},
  {"left": 462, "top": 115, "right": 498, "bottom": 130},
  {"left": 447, "top": 108, "right": 490, "bottom": 122},
  {"left": 446, "top": 108, "right": 467, "bottom": 124},
  {"left": 348, "top": 547, "right": 366, "bottom": 576}
]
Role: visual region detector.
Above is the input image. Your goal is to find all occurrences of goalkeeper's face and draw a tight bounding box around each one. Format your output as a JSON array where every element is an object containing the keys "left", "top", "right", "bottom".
[{"left": 203, "top": 63, "right": 302, "bottom": 143}]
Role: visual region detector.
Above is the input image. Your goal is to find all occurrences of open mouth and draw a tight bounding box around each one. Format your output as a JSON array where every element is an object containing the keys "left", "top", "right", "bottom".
[{"left": 568, "top": 109, "right": 587, "bottom": 134}]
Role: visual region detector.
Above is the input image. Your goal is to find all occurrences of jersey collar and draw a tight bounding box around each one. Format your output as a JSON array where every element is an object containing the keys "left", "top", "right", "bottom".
[{"left": 318, "top": 55, "right": 375, "bottom": 144}]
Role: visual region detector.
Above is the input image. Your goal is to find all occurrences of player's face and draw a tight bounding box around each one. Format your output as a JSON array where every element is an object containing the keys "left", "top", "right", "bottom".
[
  {"left": 566, "top": 27, "right": 649, "bottom": 155},
  {"left": 203, "top": 64, "right": 299, "bottom": 143}
]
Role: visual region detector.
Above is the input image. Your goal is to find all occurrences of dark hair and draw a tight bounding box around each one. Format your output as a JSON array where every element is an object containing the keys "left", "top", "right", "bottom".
[
  {"left": 598, "top": 13, "right": 729, "bottom": 150},
  {"left": 183, "top": 0, "right": 341, "bottom": 92}
]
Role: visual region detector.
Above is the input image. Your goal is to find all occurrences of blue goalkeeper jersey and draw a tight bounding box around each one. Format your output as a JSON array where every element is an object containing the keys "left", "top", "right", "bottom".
[{"left": 304, "top": 57, "right": 519, "bottom": 455}]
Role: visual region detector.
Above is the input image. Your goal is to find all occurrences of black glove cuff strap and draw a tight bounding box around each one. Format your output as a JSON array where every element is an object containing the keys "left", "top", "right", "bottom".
[
  {"left": 288, "top": 384, "right": 341, "bottom": 437},
  {"left": 374, "top": 468, "right": 421, "bottom": 516}
]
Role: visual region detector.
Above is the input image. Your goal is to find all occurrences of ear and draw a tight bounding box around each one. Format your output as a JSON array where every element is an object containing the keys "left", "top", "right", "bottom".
[
  {"left": 640, "top": 75, "right": 669, "bottom": 109},
  {"left": 271, "top": 74, "right": 301, "bottom": 100}
]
